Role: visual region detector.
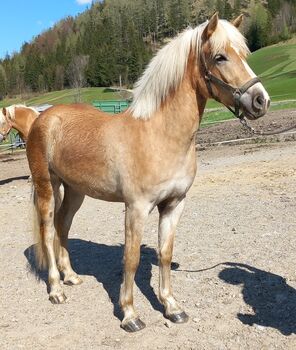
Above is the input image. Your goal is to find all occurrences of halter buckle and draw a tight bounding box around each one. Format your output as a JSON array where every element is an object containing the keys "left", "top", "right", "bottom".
[
  {"left": 205, "top": 74, "right": 211, "bottom": 81},
  {"left": 233, "top": 89, "right": 241, "bottom": 98}
]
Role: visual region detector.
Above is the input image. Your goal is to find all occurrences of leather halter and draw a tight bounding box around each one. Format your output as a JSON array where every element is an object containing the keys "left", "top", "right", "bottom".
[{"left": 200, "top": 50, "right": 261, "bottom": 120}]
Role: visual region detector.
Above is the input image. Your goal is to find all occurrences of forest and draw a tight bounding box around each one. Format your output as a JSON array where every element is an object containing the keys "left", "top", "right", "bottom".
[{"left": 0, "top": 0, "right": 295, "bottom": 98}]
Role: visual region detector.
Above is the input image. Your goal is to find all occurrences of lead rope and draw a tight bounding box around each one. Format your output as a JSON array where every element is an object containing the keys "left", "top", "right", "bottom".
[{"left": 240, "top": 116, "right": 296, "bottom": 136}]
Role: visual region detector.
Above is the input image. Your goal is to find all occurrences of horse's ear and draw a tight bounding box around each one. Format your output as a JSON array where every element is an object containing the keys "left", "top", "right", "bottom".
[
  {"left": 203, "top": 13, "right": 219, "bottom": 41},
  {"left": 232, "top": 14, "right": 244, "bottom": 28},
  {"left": 2, "top": 107, "right": 13, "bottom": 120}
]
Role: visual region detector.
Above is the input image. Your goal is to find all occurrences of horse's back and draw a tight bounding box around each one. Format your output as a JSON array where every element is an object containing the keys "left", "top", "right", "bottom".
[
  {"left": 36, "top": 103, "right": 112, "bottom": 125},
  {"left": 27, "top": 103, "right": 115, "bottom": 150}
]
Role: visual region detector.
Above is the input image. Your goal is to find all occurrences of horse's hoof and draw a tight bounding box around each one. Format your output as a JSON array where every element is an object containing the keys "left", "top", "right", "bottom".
[
  {"left": 167, "top": 311, "right": 189, "bottom": 324},
  {"left": 121, "top": 318, "right": 146, "bottom": 332},
  {"left": 49, "top": 291, "right": 67, "bottom": 304},
  {"left": 64, "top": 275, "right": 83, "bottom": 286}
]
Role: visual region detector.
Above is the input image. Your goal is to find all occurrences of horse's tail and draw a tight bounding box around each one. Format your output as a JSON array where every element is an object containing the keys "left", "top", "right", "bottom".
[
  {"left": 31, "top": 184, "right": 62, "bottom": 270},
  {"left": 31, "top": 186, "right": 47, "bottom": 270}
]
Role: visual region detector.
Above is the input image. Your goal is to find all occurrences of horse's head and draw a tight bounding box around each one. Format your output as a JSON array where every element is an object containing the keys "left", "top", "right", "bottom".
[
  {"left": 0, "top": 107, "right": 13, "bottom": 142},
  {"left": 199, "top": 13, "right": 270, "bottom": 120},
  {"left": 0, "top": 104, "right": 39, "bottom": 142}
]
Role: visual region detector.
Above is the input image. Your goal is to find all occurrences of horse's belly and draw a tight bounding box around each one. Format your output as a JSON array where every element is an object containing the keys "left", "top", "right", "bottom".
[
  {"left": 52, "top": 163, "right": 123, "bottom": 201},
  {"left": 63, "top": 177, "right": 123, "bottom": 202}
]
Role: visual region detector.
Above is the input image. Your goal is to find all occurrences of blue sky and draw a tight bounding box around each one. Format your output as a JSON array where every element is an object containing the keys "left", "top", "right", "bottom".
[{"left": 0, "top": 0, "right": 93, "bottom": 59}]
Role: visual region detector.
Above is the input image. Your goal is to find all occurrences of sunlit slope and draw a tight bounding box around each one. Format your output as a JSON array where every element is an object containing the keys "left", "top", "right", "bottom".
[{"left": 248, "top": 43, "right": 296, "bottom": 101}]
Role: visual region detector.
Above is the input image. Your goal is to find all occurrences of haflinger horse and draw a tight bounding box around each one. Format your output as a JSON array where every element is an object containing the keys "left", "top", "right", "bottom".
[
  {"left": 0, "top": 104, "right": 39, "bottom": 143},
  {"left": 26, "top": 13, "right": 270, "bottom": 332}
]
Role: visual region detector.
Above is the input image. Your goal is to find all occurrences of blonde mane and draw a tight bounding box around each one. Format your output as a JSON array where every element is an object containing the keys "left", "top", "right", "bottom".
[
  {"left": 130, "top": 19, "right": 249, "bottom": 119},
  {"left": 3, "top": 104, "right": 39, "bottom": 120}
]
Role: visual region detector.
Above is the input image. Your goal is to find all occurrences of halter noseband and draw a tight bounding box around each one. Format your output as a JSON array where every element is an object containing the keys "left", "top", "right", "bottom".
[{"left": 200, "top": 50, "right": 261, "bottom": 120}]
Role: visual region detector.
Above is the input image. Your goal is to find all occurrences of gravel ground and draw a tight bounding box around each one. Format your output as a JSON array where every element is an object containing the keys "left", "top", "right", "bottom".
[{"left": 1, "top": 111, "right": 296, "bottom": 349}]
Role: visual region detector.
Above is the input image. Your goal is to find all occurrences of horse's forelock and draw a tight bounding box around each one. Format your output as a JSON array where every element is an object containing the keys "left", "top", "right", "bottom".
[{"left": 209, "top": 20, "right": 249, "bottom": 58}]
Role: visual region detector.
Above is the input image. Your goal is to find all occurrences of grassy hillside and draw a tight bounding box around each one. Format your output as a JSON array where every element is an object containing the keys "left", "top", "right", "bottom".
[
  {"left": 248, "top": 43, "right": 296, "bottom": 101},
  {"left": 0, "top": 87, "right": 120, "bottom": 108}
]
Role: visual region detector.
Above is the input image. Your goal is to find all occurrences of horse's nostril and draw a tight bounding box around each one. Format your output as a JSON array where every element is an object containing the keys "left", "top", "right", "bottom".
[
  {"left": 253, "top": 94, "right": 264, "bottom": 110},
  {"left": 257, "top": 96, "right": 264, "bottom": 106}
]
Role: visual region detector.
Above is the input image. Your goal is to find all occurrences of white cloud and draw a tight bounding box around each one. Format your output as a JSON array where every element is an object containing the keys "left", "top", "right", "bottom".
[{"left": 76, "top": 0, "right": 92, "bottom": 5}]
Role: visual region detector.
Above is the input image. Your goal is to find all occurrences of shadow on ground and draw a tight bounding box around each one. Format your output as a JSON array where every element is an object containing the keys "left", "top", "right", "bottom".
[
  {"left": 219, "top": 262, "right": 296, "bottom": 336},
  {"left": 0, "top": 175, "right": 29, "bottom": 185},
  {"left": 24, "top": 239, "right": 166, "bottom": 320},
  {"left": 24, "top": 241, "right": 296, "bottom": 334}
]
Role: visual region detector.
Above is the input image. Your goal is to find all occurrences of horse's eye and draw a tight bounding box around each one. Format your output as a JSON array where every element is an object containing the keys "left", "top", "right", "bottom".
[{"left": 215, "top": 54, "right": 227, "bottom": 63}]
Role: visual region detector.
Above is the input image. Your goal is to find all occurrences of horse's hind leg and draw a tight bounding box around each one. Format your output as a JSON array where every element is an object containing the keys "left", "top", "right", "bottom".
[
  {"left": 120, "top": 203, "right": 149, "bottom": 332},
  {"left": 34, "top": 175, "right": 66, "bottom": 304},
  {"left": 157, "top": 198, "right": 189, "bottom": 323},
  {"left": 55, "top": 184, "right": 84, "bottom": 285}
]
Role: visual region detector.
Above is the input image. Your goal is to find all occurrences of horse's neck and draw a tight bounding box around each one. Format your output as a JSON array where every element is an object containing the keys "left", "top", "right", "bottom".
[
  {"left": 13, "top": 109, "right": 37, "bottom": 141},
  {"left": 156, "top": 76, "right": 206, "bottom": 147}
]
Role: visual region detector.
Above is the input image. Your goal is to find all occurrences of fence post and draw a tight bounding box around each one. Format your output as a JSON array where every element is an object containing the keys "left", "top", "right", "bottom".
[{"left": 9, "top": 133, "right": 14, "bottom": 154}]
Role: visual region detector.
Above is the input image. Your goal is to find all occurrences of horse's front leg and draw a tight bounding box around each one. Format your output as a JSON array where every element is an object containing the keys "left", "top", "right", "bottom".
[
  {"left": 158, "top": 198, "right": 189, "bottom": 323},
  {"left": 120, "top": 203, "right": 149, "bottom": 332}
]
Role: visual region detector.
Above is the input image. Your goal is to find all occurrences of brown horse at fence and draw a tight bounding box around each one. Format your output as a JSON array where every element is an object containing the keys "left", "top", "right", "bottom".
[
  {"left": 0, "top": 104, "right": 39, "bottom": 143},
  {"left": 26, "top": 14, "right": 270, "bottom": 332}
]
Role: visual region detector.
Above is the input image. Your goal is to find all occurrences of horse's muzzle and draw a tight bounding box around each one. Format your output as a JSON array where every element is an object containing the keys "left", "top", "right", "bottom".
[{"left": 240, "top": 87, "right": 270, "bottom": 120}]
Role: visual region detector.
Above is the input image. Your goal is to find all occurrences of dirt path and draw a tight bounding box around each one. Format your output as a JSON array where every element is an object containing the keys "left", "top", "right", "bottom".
[{"left": 1, "top": 135, "right": 296, "bottom": 349}]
